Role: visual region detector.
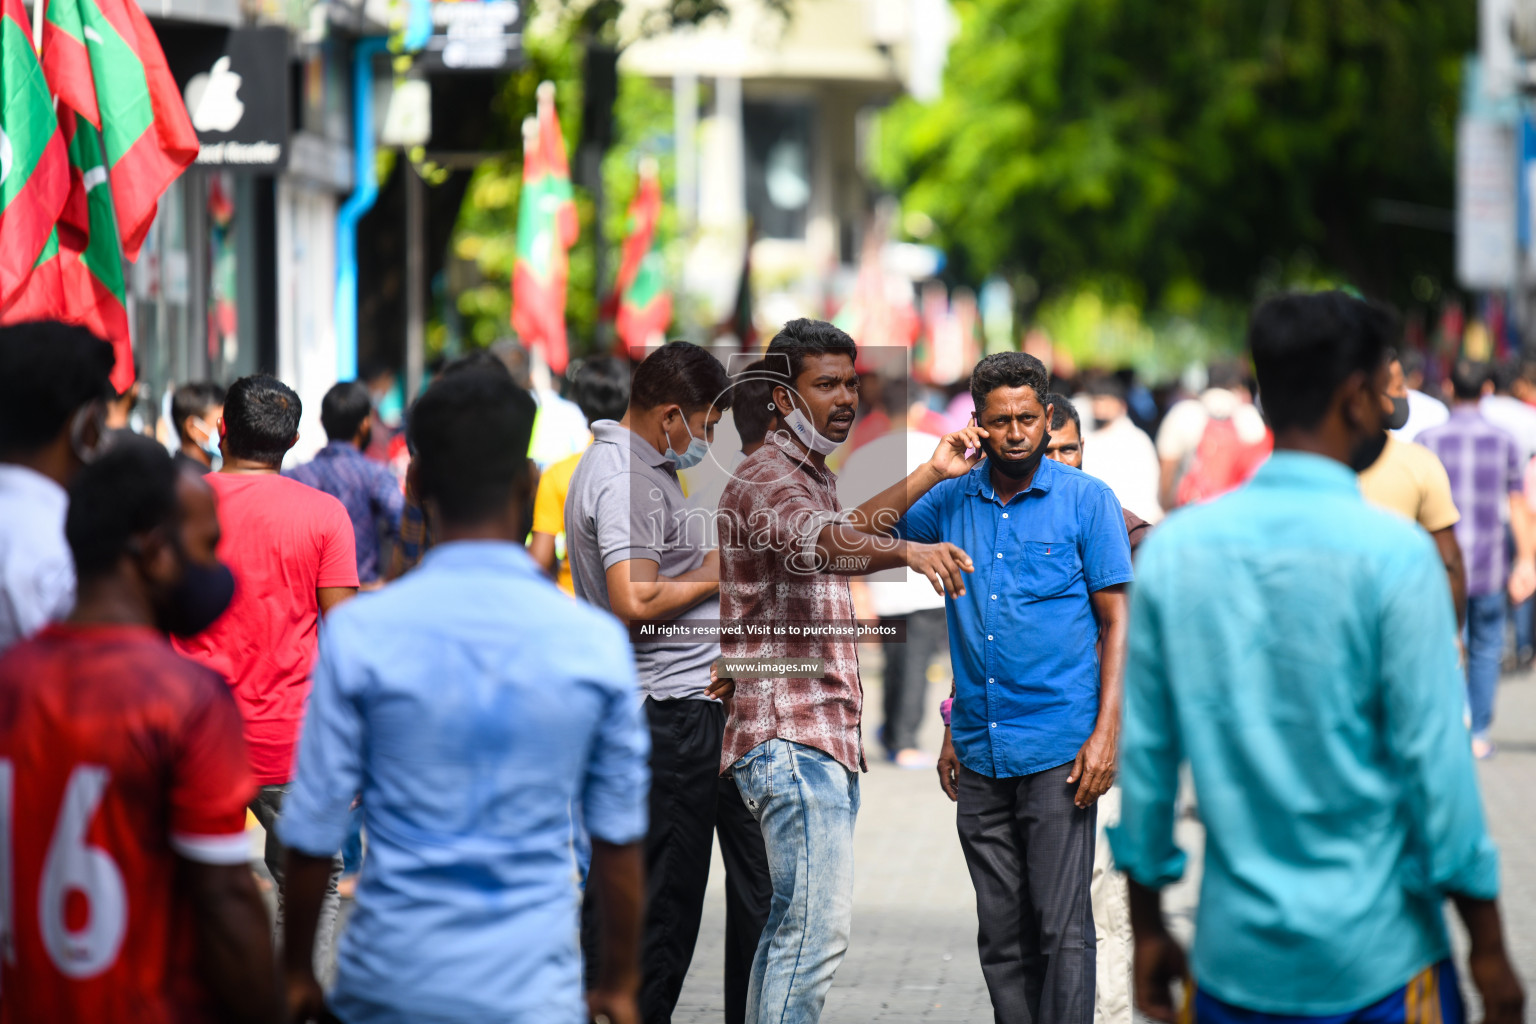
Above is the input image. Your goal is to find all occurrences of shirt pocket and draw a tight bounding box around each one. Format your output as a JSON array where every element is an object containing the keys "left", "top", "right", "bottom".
[{"left": 1014, "top": 541, "right": 1081, "bottom": 600}]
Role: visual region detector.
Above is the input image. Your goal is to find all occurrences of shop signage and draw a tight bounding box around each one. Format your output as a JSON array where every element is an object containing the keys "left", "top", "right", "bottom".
[
  {"left": 415, "top": 0, "right": 524, "bottom": 73},
  {"left": 178, "top": 27, "right": 290, "bottom": 172}
]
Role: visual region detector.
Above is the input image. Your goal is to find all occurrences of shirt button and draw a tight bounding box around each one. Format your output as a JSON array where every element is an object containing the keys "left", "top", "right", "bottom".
[
  {"left": 1002, "top": 513, "right": 1009, "bottom": 519},
  {"left": 987, "top": 635, "right": 993, "bottom": 641},
  {"left": 996, "top": 552, "right": 1003, "bottom": 558},
  {"left": 991, "top": 594, "right": 997, "bottom": 600},
  {"left": 990, "top": 722, "right": 997, "bottom": 728},
  {"left": 988, "top": 677, "right": 994, "bottom": 683}
]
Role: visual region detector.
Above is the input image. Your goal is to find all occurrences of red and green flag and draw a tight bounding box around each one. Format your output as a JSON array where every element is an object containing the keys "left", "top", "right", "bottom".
[
  {"left": 0, "top": 114, "right": 133, "bottom": 390},
  {"left": 0, "top": 0, "right": 69, "bottom": 311},
  {"left": 61, "top": 113, "right": 131, "bottom": 391},
  {"left": 511, "top": 81, "right": 579, "bottom": 376},
  {"left": 605, "top": 160, "right": 671, "bottom": 358},
  {"left": 0, "top": 226, "right": 64, "bottom": 323},
  {"left": 41, "top": 0, "right": 197, "bottom": 262}
]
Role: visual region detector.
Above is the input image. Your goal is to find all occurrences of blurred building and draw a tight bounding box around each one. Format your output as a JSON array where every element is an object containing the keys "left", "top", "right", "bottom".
[{"left": 619, "top": 0, "right": 952, "bottom": 336}]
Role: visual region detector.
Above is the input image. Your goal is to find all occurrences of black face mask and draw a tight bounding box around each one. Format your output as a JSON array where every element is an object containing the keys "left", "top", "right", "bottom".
[
  {"left": 1384, "top": 395, "right": 1409, "bottom": 431},
  {"left": 162, "top": 560, "right": 235, "bottom": 638},
  {"left": 983, "top": 431, "right": 1050, "bottom": 481},
  {"left": 1348, "top": 428, "right": 1390, "bottom": 474}
]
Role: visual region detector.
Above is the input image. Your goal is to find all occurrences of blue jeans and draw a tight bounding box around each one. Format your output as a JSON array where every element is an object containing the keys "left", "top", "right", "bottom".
[
  {"left": 730, "top": 739, "right": 860, "bottom": 1024},
  {"left": 1465, "top": 592, "right": 1504, "bottom": 737}
]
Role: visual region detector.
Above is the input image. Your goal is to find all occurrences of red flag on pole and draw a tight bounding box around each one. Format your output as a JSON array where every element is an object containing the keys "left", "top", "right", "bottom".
[{"left": 41, "top": 0, "right": 197, "bottom": 262}]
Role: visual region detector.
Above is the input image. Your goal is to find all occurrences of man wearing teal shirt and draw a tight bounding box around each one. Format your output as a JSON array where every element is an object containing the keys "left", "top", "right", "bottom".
[{"left": 1110, "top": 292, "right": 1523, "bottom": 1024}]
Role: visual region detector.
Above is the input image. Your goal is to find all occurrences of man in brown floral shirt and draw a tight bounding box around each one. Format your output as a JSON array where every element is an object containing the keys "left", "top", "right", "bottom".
[{"left": 716, "top": 319, "right": 979, "bottom": 1024}]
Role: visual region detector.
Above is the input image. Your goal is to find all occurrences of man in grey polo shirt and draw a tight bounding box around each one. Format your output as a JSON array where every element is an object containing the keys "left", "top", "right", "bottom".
[{"left": 566, "top": 341, "right": 772, "bottom": 1024}]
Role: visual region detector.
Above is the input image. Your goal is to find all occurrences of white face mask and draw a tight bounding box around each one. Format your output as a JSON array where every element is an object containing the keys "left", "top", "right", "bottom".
[
  {"left": 782, "top": 405, "right": 843, "bottom": 456},
  {"left": 663, "top": 417, "right": 710, "bottom": 470},
  {"left": 190, "top": 416, "right": 223, "bottom": 470}
]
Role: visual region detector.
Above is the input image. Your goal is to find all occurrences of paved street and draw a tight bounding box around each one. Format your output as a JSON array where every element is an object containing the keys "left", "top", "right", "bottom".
[{"left": 674, "top": 655, "right": 1536, "bottom": 1023}]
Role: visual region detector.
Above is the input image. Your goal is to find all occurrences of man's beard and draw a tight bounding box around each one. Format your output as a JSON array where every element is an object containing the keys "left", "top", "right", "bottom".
[
  {"left": 983, "top": 432, "right": 1049, "bottom": 480},
  {"left": 1349, "top": 428, "right": 1389, "bottom": 473}
]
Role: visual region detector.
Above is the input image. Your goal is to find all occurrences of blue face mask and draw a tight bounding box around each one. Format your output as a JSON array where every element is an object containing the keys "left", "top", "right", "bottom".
[{"left": 663, "top": 418, "right": 710, "bottom": 470}]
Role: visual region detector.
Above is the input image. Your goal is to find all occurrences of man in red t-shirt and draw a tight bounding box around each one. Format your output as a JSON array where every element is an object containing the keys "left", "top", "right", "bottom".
[
  {"left": 172, "top": 373, "right": 358, "bottom": 969},
  {"left": 0, "top": 435, "right": 278, "bottom": 1023}
]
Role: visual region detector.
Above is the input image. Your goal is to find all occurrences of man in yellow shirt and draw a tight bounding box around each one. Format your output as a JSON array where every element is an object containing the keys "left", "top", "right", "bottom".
[
  {"left": 529, "top": 357, "right": 631, "bottom": 593},
  {"left": 1359, "top": 351, "right": 1466, "bottom": 623}
]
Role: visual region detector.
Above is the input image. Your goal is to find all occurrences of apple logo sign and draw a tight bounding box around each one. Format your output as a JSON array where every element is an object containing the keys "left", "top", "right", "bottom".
[{"left": 184, "top": 56, "right": 245, "bottom": 134}]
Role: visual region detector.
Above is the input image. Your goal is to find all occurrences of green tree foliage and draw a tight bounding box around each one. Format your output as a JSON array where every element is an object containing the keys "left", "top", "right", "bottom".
[
  {"left": 443, "top": 1, "right": 790, "bottom": 356},
  {"left": 877, "top": 0, "right": 1474, "bottom": 318}
]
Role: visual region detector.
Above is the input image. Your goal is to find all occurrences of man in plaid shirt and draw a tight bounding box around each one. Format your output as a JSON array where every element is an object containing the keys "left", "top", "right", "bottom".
[
  {"left": 1418, "top": 359, "right": 1536, "bottom": 759},
  {"left": 717, "top": 319, "right": 980, "bottom": 1024}
]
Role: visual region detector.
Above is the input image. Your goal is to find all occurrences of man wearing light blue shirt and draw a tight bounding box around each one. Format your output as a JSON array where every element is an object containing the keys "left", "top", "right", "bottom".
[
  {"left": 1110, "top": 292, "right": 1523, "bottom": 1024},
  {"left": 278, "top": 367, "right": 650, "bottom": 1024}
]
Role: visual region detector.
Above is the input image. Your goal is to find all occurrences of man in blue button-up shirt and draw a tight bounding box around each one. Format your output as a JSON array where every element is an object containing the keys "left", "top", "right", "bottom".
[
  {"left": 896, "top": 351, "right": 1133, "bottom": 1023},
  {"left": 1110, "top": 292, "right": 1523, "bottom": 1024},
  {"left": 278, "top": 369, "right": 650, "bottom": 1024}
]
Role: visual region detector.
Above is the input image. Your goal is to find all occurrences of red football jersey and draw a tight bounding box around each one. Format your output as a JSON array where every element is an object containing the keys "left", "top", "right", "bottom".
[{"left": 0, "top": 624, "right": 255, "bottom": 1024}]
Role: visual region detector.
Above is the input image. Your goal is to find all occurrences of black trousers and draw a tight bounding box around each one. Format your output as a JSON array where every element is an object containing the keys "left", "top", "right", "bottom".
[
  {"left": 604, "top": 697, "right": 771, "bottom": 1024},
  {"left": 879, "top": 608, "right": 949, "bottom": 753},
  {"left": 956, "top": 762, "right": 1096, "bottom": 1024}
]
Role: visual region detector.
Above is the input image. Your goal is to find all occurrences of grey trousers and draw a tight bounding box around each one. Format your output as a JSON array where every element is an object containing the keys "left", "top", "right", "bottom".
[
  {"left": 250, "top": 783, "right": 343, "bottom": 986},
  {"left": 957, "top": 762, "right": 1097, "bottom": 1024}
]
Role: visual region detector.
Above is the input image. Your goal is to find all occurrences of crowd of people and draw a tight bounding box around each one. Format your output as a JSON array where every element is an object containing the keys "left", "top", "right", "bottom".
[{"left": 0, "top": 293, "right": 1526, "bottom": 1024}]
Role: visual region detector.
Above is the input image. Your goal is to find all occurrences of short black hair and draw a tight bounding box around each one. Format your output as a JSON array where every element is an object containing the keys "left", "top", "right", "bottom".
[
  {"left": 571, "top": 357, "right": 631, "bottom": 425},
  {"left": 1400, "top": 348, "right": 1427, "bottom": 381},
  {"left": 171, "top": 382, "right": 226, "bottom": 442},
  {"left": 1450, "top": 359, "right": 1489, "bottom": 402},
  {"left": 630, "top": 341, "right": 733, "bottom": 414},
  {"left": 1044, "top": 392, "right": 1080, "bottom": 434},
  {"left": 1248, "top": 291, "right": 1393, "bottom": 433},
  {"left": 764, "top": 319, "right": 858, "bottom": 391},
  {"left": 1084, "top": 374, "right": 1126, "bottom": 402},
  {"left": 223, "top": 375, "right": 302, "bottom": 466},
  {"left": 970, "top": 351, "right": 1050, "bottom": 415},
  {"left": 1208, "top": 360, "right": 1247, "bottom": 392},
  {"left": 408, "top": 369, "right": 538, "bottom": 526},
  {"left": 320, "top": 381, "right": 373, "bottom": 442},
  {"left": 66, "top": 434, "right": 179, "bottom": 581},
  {"left": 1491, "top": 361, "right": 1519, "bottom": 395},
  {"left": 443, "top": 350, "right": 513, "bottom": 381},
  {"left": 732, "top": 359, "right": 778, "bottom": 447},
  {"left": 0, "top": 321, "right": 115, "bottom": 457}
]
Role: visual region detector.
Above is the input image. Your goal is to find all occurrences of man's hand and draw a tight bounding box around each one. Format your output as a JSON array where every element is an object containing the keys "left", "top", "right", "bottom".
[
  {"left": 926, "top": 419, "right": 987, "bottom": 481},
  {"left": 586, "top": 989, "right": 641, "bottom": 1024},
  {"left": 285, "top": 968, "right": 325, "bottom": 1024},
  {"left": 937, "top": 727, "right": 960, "bottom": 801},
  {"left": 906, "top": 542, "right": 974, "bottom": 597},
  {"left": 1509, "top": 556, "right": 1536, "bottom": 604},
  {"left": 1066, "top": 725, "right": 1116, "bottom": 808},
  {"left": 705, "top": 660, "right": 735, "bottom": 701},
  {"left": 1132, "top": 929, "right": 1190, "bottom": 1023},
  {"left": 1468, "top": 944, "right": 1525, "bottom": 1024}
]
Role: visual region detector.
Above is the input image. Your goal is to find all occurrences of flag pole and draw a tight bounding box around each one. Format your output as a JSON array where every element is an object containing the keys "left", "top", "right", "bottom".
[{"left": 31, "top": 0, "right": 43, "bottom": 51}]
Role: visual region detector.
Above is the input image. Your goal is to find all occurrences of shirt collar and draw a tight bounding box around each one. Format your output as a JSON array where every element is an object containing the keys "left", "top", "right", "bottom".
[
  {"left": 421, "top": 539, "right": 546, "bottom": 578},
  {"left": 592, "top": 419, "right": 671, "bottom": 470},
  {"left": 963, "top": 454, "right": 1057, "bottom": 502},
  {"left": 1248, "top": 450, "right": 1359, "bottom": 495},
  {"left": 763, "top": 430, "right": 833, "bottom": 482},
  {"left": 1449, "top": 404, "right": 1484, "bottom": 421},
  {"left": 0, "top": 463, "right": 68, "bottom": 509},
  {"left": 318, "top": 439, "right": 362, "bottom": 459}
]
